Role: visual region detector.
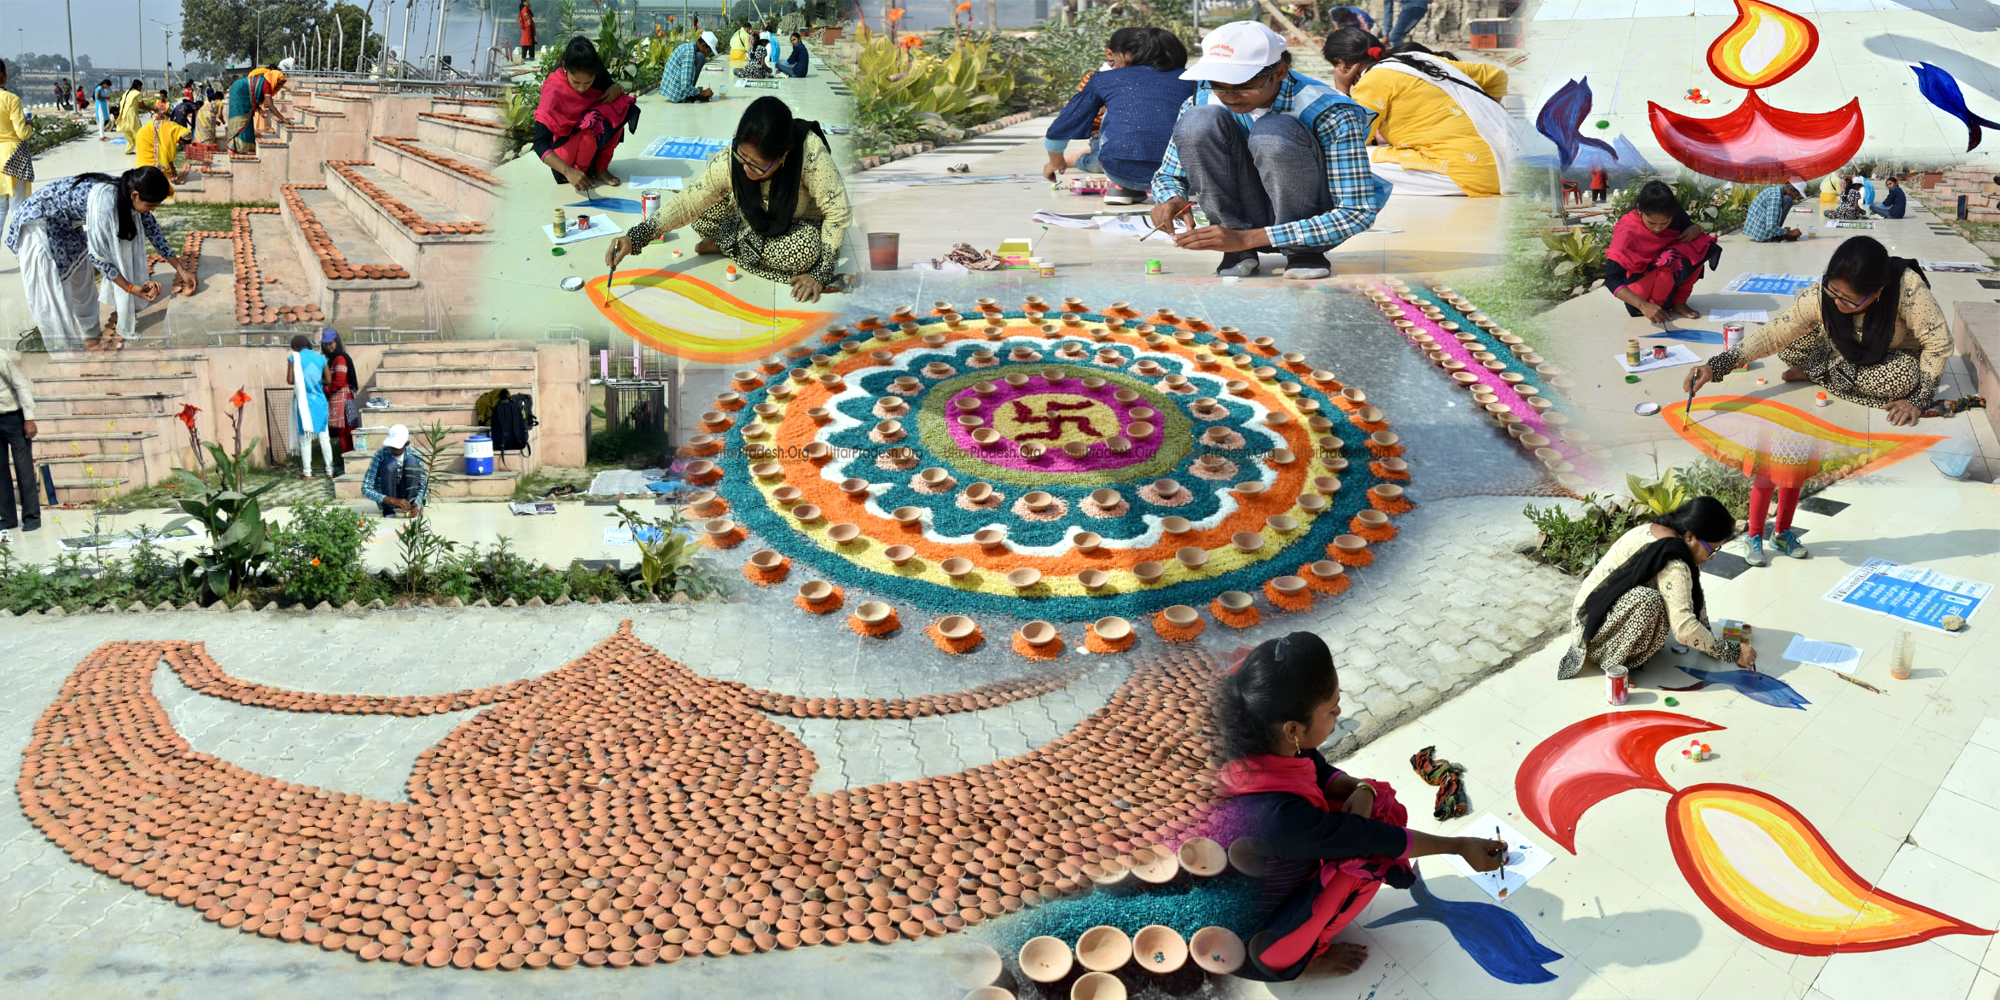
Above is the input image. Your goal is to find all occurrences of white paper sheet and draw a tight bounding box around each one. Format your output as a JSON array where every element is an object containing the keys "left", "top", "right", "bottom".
[
  {"left": 1781, "top": 635, "right": 1862, "bottom": 673},
  {"left": 544, "top": 222, "right": 620, "bottom": 246},
  {"left": 624, "top": 175, "right": 686, "bottom": 191},
  {"left": 1614, "top": 342, "right": 1702, "bottom": 373},
  {"left": 1440, "top": 813, "right": 1553, "bottom": 903},
  {"left": 1707, "top": 309, "right": 1768, "bottom": 322}
]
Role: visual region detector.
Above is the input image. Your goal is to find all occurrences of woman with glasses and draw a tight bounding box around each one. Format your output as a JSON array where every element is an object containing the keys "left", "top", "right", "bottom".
[
  {"left": 605, "top": 96, "right": 848, "bottom": 303},
  {"left": 1556, "top": 497, "right": 1752, "bottom": 680}
]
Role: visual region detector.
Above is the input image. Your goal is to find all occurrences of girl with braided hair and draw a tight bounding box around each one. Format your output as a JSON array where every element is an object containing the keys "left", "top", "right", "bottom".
[{"left": 1321, "top": 27, "right": 1516, "bottom": 197}]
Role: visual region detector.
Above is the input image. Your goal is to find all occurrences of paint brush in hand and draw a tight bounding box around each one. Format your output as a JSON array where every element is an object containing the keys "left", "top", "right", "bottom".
[{"left": 1495, "top": 825, "right": 1506, "bottom": 884}]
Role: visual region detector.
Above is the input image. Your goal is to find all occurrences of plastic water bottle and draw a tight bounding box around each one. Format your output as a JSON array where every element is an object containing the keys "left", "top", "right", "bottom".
[{"left": 1889, "top": 628, "right": 1914, "bottom": 680}]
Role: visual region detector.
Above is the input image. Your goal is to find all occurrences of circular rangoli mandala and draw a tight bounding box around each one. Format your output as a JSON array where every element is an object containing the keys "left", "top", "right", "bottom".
[{"left": 706, "top": 302, "right": 1410, "bottom": 631}]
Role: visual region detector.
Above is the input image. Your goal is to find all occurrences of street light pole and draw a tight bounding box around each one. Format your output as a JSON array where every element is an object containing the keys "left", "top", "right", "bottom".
[
  {"left": 65, "top": 0, "right": 77, "bottom": 107},
  {"left": 150, "top": 20, "right": 175, "bottom": 92}
]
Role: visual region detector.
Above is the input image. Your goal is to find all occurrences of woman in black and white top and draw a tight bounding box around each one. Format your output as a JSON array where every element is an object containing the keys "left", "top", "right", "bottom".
[{"left": 2, "top": 166, "right": 193, "bottom": 350}]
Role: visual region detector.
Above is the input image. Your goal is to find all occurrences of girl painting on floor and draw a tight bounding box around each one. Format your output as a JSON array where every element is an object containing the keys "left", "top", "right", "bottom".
[
  {"left": 1604, "top": 179, "right": 1721, "bottom": 324},
  {"left": 1213, "top": 632, "right": 1505, "bottom": 981},
  {"left": 604, "top": 96, "right": 849, "bottom": 303},
  {"left": 1321, "top": 28, "right": 1514, "bottom": 197},
  {"left": 533, "top": 37, "right": 636, "bottom": 192},
  {"left": 1556, "top": 497, "right": 1752, "bottom": 679}
]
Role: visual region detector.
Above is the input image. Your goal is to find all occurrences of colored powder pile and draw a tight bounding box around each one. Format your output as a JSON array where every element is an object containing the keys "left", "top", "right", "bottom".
[{"left": 995, "top": 873, "right": 1263, "bottom": 953}]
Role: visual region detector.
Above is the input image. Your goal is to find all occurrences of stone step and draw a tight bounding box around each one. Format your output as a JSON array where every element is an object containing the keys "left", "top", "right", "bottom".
[
  {"left": 33, "top": 451, "right": 153, "bottom": 485},
  {"left": 327, "top": 160, "right": 487, "bottom": 238},
  {"left": 379, "top": 344, "right": 540, "bottom": 369},
  {"left": 365, "top": 382, "right": 537, "bottom": 407},
  {"left": 45, "top": 475, "right": 134, "bottom": 499},
  {"left": 35, "top": 352, "right": 208, "bottom": 377},
  {"left": 32, "top": 390, "right": 188, "bottom": 418},
  {"left": 429, "top": 96, "right": 504, "bottom": 124},
  {"left": 31, "top": 429, "right": 163, "bottom": 455},
  {"left": 241, "top": 209, "right": 328, "bottom": 327},
  {"left": 30, "top": 372, "right": 197, "bottom": 397},
  {"left": 279, "top": 183, "right": 431, "bottom": 330},
  {"left": 416, "top": 111, "right": 508, "bottom": 163},
  {"left": 370, "top": 135, "right": 499, "bottom": 219},
  {"left": 373, "top": 364, "right": 536, "bottom": 388}
]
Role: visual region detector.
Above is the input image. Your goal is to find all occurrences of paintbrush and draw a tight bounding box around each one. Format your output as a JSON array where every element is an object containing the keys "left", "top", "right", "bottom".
[
  {"left": 1495, "top": 824, "right": 1506, "bottom": 885},
  {"left": 1139, "top": 203, "right": 1194, "bottom": 243},
  {"left": 1829, "top": 669, "right": 1885, "bottom": 694}
]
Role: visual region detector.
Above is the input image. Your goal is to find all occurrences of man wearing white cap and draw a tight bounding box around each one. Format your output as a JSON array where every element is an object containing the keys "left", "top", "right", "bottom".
[
  {"left": 360, "top": 424, "right": 428, "bottom": 517},
  {"left": 1149, "top": 21, "right": 1388, "bottom": 279},
  {"left": 661, "top": 31, "right": 719, "bottom": 103}
]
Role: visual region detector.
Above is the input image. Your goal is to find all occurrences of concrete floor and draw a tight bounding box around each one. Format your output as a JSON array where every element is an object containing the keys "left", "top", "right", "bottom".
[{"left": 474, "top": 51, "right": 861, "bottom": 355}]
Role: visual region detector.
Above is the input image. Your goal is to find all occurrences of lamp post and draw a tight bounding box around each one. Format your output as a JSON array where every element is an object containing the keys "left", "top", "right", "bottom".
[
  {"left": 150, "top": 20, "right": 175, "bottom": 92},
  {"left": 65, "top": 1, "right": 77, "bottom": 115}
]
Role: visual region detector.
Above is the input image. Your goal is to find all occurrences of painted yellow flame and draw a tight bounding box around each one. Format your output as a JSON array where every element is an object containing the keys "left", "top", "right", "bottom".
[
  {"left": 585, "top": 270, "right": 835, "bottom": 365},
  {"left": 1707, "top": 0, "right": 1819, "bottom": 90},
  {"left": 1668, "top": 785, "right": 1991, "bottom": 955}
]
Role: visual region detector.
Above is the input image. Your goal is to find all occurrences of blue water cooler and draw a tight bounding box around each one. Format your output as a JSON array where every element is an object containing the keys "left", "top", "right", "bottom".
[{"left": 464, "top": 434, "right": 495, "bottom": 476}]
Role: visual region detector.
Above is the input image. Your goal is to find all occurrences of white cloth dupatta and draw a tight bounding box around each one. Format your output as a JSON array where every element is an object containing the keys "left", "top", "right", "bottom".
[
  {"left": 292, "top": 351, "right": 313, "bottom": 444},
  {"left": 1367, "top": 55, "right": 1522, "bottom": 191}
]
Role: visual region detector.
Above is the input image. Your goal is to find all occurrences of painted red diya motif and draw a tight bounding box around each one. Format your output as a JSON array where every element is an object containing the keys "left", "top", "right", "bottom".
[{"left": 1649, "top": 0, "right": 1863, "bottom": 183}]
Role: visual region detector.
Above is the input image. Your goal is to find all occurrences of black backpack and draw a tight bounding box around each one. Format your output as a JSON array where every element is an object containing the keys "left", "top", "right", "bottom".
[{"left": 491, "top": 393, "right": 538, "bottom": 457}]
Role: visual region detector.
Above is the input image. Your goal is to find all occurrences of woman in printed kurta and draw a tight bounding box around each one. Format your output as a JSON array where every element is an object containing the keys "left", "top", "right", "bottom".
[
  {"left": 606, "top": 97, "right": 849, "bottom": 302},
  {"left": 1556, "top": 497, "right": 1748, "bottom": 679},
  {"left": 1213, "top": 632, "right": 1505, "bottom": 981},
  {"left": 3, "top": 168, "right": 191, "bottom": 351},
  {"left": 1323, "top": 30, "right": 1512, "bottom": 197}
]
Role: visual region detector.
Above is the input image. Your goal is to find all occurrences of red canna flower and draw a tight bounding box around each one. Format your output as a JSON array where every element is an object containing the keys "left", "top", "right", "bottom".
[
  {"left": 956, "top": 2, "right": 972, "bottom": 10},
  {"left": 886, "top": 7, "right": 905, "bottom": 21},
  {"left": 898, "top": 34, "right": 922, "bottom": 49},
  {"left": 230, "top": 387, "right": 252, "bottom": 409},
  {"left": 177, "top": 403, "right": 200, "bottom": 430}
]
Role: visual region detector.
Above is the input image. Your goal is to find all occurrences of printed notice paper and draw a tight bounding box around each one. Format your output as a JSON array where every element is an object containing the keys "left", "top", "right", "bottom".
[{"left": 1822, "top": 558, "right": 1989, "bottom": 634}]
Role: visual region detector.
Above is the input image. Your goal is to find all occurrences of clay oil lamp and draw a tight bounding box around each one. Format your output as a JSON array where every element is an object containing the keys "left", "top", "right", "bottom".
[
  {"left": 1073, "top": 531, "right": 1103, "bottom": 554},
  {"left": 684, "top": 458, "right": 718, "bottom": 481},
  {"left": 854, "top": 601, "right": 894, "bottom": 626},
  {"left": 1267, "top": 447, "right": 1296, "bottom": 466},
  {"left": 1017, "top": 619, "right": 1059, "bottom": 646},
  {"left": 1451, "top": 371, "right": 1480, "bottom": 387},
  {"left": 1134, "top": 561, "right": 1167, "bottom": 585},
  {"left": 1106, "top": 436, "right": 1133, "bottom": 454},
  {"left": 1009, "top": 347, "right": 1039, "bottom": 363},
  {"left": 1160, "top": 604, "right": 1199, "bottom": 630},
  {"left": 839, "top": 477, "right": 871, "bottom": 499},
  {"left": 975, "top": 528, "right": 1007, "bottom": 549},
  {"left": 1089, "top": 488, "right": 1121, "bottom": 509},
  {"left": 1004, "top": 372, "right": 1032, "bottom": 387},
  {"left": 883, "top": 545, "right": 917, "bottom": 567},
  {"left": 964, "top": 482, "right": 995, "bottom": 504},
  {"left": 740, "top": 420, "right": 770, "bottom": 439},
  {"left": 700, "top": 409, "right": 731, "bottom": 431},
  {"left": 941, "top": 557, "right": 974, "bottom": 580},
  {"left": 1125, "top": 421, "right": 1155, "bottom": 439},
  {"left": 936, "top": 615, "right": 977, "bottom": 641},
  {"left": 816, "top": 372, "right": 845, "bottom": 391},
  {"left": 1061, "top": 441, "right": 1092, "bottom": 460},
  {"left": 891, "top": 506, "right": 924, "bottom": 528},
  {"left": 1253, "top": 365, "right": 1279, "bottom": 383},
  {"left": 919, "top": 468, "right": 956, "bottom": 490},
  {"left": 797, "top": 580, "right": 835, "bottom": 604},
  {"left": 751, "top": 460, "right": 783, "bottom": 480},
  {"left": 1018, "top": 442, "right": 1047, "bottom": 461},
  {"left": 1499, "top": 371, "right": 1526, "bottom": 386},
  {"left": 983, "top": 325, "right": 1006, "bottom": 341},
  {"left": 954, "top": 396, "right": 983, "bottom": 414},
  {"left": 1232, "top": 481, "right": 1267, "bottom": 500},
  {"left": 1309, "top": 560, "right": 1347, "bottom": 585},
  {"left": 789, "top": 368, "right": 815, "bottom": 385},
  {"left": 1310, "top": 369, "right": 1340, "bottom": 388},
  {"left": 1190, "top": 396, "right": 1223, "bottom": 418},
  {"left": 688, "top": 490, "right": 726, "bottom": 517},
  {"left": 1076, "top": 926, "right": 1132, "bottom": 973},
  {"left": 767, "top": 380, "right": 794, "bottom": 400},
  {"left": 1177, "top": 837, "right": 1227, "bottom": 877},
  {"left": 1231, "top": 531, "right": 1265, "bottom": 553},
  {"left": 1297, "top": 493, "right": 1328, "bottom": 513},
  {"left": 869, "top": 349, "right": 896, "bottom": 364},
  {"left": 1078, "top": 568, "right": 1110, "bottom": 591},
  {"left": 873, "top": 420, "right": 906, "bottom": 442},
  {"left": 971, "top": 427, "right": 1001, "bottom": 447},
  {"left": 1265, "top": 411, "right": 1292, "bottom": 430},
  {"left": 922, "top": 361, "right": 954, "bottom": 379},
  {"left": 1022, "top": 491, "right": 1056, "bottom": 513},
  {"left": 976, "top": 296, "right": 1001, "bottom": 313},
  {"left": 748, "top": 549, "right": 785, "bottom": 574},
  {"left": 826, "top": 523, "right": 860, "bottom": 544},
  {"left": 1519, "top": 433, "right": 1551, "bottom": 451},
  {"left": 1527, "top": 396, "right": 1555, "bottom": 414},
  {"left": 1378, "top": 457, "right": 1410, "bottom": 477},
  {"left": 1133, "top": 925, "right": 1188, "bottom": 975},
  {"left": 1267, "top": 514, "right": 1299, "bottom": 533},
  {"left": 1217, "top": 590, "right": 1253, "bottom": 615},
  {"left": 1176, "top": 546, "right": 1209, "bottom": 570},
  {"left": 1230, "top": 353, "right": 1257, "bottom": 369}
]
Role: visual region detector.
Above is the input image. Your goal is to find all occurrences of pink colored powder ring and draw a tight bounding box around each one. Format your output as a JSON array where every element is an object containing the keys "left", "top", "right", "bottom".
[{"left": 942, "top": 374, "right": 1167, "bottom": 474}]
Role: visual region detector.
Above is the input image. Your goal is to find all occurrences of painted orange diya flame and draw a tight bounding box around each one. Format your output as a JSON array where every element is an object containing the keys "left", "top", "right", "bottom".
[
  {"left": 585, "top": 270, "right": 836, "bottom": 365},
  {"left": 1667, "top": 785, "right": 1994, "bottom": 955},
  {"left": 1517, "top": 711, "right": 1723, "bottom": 854},
  {"left": 1652, "top": 0, "right": 1862, "bottom": 183},
  {"left": 1663, "top": 396, "right": 1945, "bottom": 488},
  {"left": 1707, "top": 0, "right": 1818, "bottom": 90}
]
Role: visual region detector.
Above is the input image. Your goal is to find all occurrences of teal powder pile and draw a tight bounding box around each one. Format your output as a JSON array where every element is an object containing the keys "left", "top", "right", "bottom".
[{"left": 994, "top": 873, "right": 1264, "bottom": 953}]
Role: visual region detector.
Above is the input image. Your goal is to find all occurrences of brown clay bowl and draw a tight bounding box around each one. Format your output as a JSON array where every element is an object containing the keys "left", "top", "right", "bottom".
[
  {"left": 1018, "top": 620, "right": 1058, "bottom": 646},
  {"left": 1309, "top": 560, "right": 1346, "bottom": 581},
  {"left": 1267, "top": 447, "right": 1296, "bottom": 465},
  {"left": 937, "top": 615, "right": 977, "bottom": 640},
  {"left": 1018, "top": 443, "right": 1047, "bottom": 460},
  {"left": 791, "top": 504, "right": 823, "bottom": 524},
  {"left": 1271, "top": 575, "right": 1308, "bottom": 597},
  {"left": 883, "top": 545, "right": 917, "bottom": 566},
  {"left": 748, "top": 550, "right": 784, "bottom": 571},
  {"left": 1231, "top": 531, "right": 1264, "bottom": 553},
  {"left": 964, "top": 482, "right": 995, "bottom": 503},
  {"left": 1217, "top": 591, "right": 1253, "bottom": 612},
  {"left": 972, "top": 428, "right": 1001, "bottom": 446},
  {"left": 1133, "top": 925, "right": 1187, "bottom": 974},
  {"left": 1266, "top": 514, "right": 1299, "bottom": 533},
  {"left": 839, "top": 477, "right": 870, "bottom": 498},
  {"left": 1007, "top": 568, "right": 1044, "bottom": 589},
  {"left": 1332, "top": 534, "right": 1368, "bottom": 555},
  {"left": 1297, "top": 494, "right": 1328, "bottom": 513},
  {"left": 1160, "top": 516, "right": 1192, "bottom": 535},
  {"left": 1125, "top": 421, "right": 1155, "bottom": 439},
  {"left": 975, "top": 528, "right": 1007, "bottom": 548},
  {"left": 854, "top": 601, "right": 894, "bottom": 624},
  {"left": 1355, "top": 509, "right": 1390, "bottom": 529},
  {"left": 892, "top": 506, "right": 924, "bottom": 527},
  {"left": 1371, "top": 484, "right": 1405, "bottom": 503},
  {"left": 941, "top": 557, "right": 974, "bottom": 580},
  {"left": 1379, "top": 457, "right": 1409, "bottom": 475},
  {"left": 798, "top": 581, "right": 833, "bottom": 603},
  {"left": 1093, "top": 615, "right": 1132, "bottom": 641},
  {"left": 1089, "top": 488, "right": 1120, "bottom": 508},
  {"left": 1176, "top": 547, "right": 1209, "bottom": 569},
  {"left": 1019, "top": 936, "right": 1073, "bottom": 984},
  {"left": 1075, "top": 926, "right": 1132, "bottom": 973},
  {"left": 1062, "top": 442, "right": 1091, "bottom": 459},
  {"left": 827, "top": 523, "right": 860, "bottom": 544},
  {"left": 1233, "top": 481, "right": 1267, "bottom": 499},
  {"left": 1078, "top": 569, "right": 1110, "bottom": 591},
  {"left": 1072, "top": 973, "right": 1124, "bottom": 1000},
  {"left": 751, "top": 461, "right": 782, "bottom": 479},
  {"left": 1073, "top": 531, "right": 1103, "bottom": 554},
  {"left": 1178, "top": 837, "right": 1227, "bottom": 877},
  {"left": 1021, "top": 490, "right": 1055, "bottom": 512},
  {"left": 1160, "top": 604, "right": 1199, "bottom": 627},
  {"left": 1134, "top": 562, "right": 1167, "bottom": 585}
]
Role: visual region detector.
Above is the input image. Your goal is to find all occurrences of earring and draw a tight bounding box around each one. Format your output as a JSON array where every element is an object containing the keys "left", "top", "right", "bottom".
[{"left": 1288, "top": 731, "right": 1301, "bottom": 755}]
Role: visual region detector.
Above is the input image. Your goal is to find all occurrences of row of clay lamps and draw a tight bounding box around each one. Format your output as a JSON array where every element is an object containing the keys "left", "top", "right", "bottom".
[
  {"left": 1004, "top": 924, "right": 1247, "bottom": 1000},
  {"left": 375, "top": 136, "right": 500, "bottom": 185},
  {"left": 417, "top": 111, "right": 506, "bottom": 133},
  {"left": 231, "top": 207, "right": 324, "bottom": 326},
  {"left": 283, "top": 184, "right": 410, "bottom": 281},
  {"left": 20, "top": 632, "right": 1222, "bottom": 968},
  {"left": 327, "top": 160, "right": 488, "bottom": 236}
]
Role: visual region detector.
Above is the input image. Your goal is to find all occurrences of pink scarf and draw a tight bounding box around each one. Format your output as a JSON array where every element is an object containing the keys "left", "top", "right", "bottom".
[
  {"left": 1607, "top": 209, "right": 1717, "bottom": 275},
  {"left": 533, "top": 70, "right": 633, "bottom": 139}
]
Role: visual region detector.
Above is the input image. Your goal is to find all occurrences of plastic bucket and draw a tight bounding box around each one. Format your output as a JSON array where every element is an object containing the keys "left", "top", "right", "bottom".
[{"left": 464, "top": 434, "right": 494, "bottom": 476}]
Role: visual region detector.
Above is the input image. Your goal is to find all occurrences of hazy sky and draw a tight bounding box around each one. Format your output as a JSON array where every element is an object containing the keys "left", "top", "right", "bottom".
[{"left": 5, "top": 0, "right": 515, "bottom": 72}]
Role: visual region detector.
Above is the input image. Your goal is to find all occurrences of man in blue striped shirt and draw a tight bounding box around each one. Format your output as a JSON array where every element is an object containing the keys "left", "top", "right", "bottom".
[
  {"left": 660, "top": 31, "right": 718, "bottom": 103},
  {"left": 1149, "top": 21, "right": 1388, "bottom": 280}
]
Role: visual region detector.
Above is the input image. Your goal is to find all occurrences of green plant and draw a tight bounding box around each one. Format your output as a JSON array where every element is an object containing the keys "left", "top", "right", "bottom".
[
  {"left": 852, "top": 28, "right": 1012, "bottom": 119},
  {"left": 462, "top": 536, "right": 568, "bottom": 604},
  {"left": 563, "top": 560, "right": 631, "bottom": 601},
  {"left": 1626, "top": 468, "right": 1691, "bottom": 517},
  {"left": 1540, "top": 225, "right": 1606, "bottom": 298},
  {"left": 1522, "top": 495, "right": 1646, "bottom": 576},
  {"left": 270, "top": 499, "right": 373, "bottom": 606},
  {"left": 25, "top": 114, "right": 87, "bottom": 156},
  {"left": 614, "top": 505, "right": 727, "bottom": 599},
  {"left": 126, "top": 529, "right": 191, "bottom": 606},
  {"left": 394, "top": 513, "right": 457, "bottom": 595}
]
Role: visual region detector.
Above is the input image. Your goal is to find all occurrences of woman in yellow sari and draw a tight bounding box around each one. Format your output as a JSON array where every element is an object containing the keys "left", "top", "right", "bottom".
[
  {"left": 1322, "top": 29, "right": 1513, "bottom": 197},
  {"left": 136, "top": 99, "right": 192, "bottom": 183},
  {"left": 114, "top": 79, "right": 146, "bottom": 154},
  {"left": 192, "top": 89, "right": 225, "bottom": 145}
]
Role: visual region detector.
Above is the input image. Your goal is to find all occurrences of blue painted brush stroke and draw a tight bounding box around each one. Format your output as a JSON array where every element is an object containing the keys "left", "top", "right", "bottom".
[
  {"left": 1659, "top": 666, "right": 1810, "bottom": 710},
  {"left": 1535, "top": 78, "right": 1617, "bottom": 170},
  {"left": 1365, "top": 875, "right": 1562, "bottom": 985},
  {"left": 1643, "top": 329, "right": 1728, "bottom": 344},
  {"left": 1913, "top": 62, "right": 2000, "bottom": 152},
  {"left": 567, "top": 197, "right": 646, "bottom": 215}
]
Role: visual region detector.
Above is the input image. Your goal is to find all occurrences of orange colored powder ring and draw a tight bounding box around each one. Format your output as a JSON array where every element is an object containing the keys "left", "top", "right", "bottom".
[{"left": 1209, "top": 600, "right": 1262, "bottom": 629}]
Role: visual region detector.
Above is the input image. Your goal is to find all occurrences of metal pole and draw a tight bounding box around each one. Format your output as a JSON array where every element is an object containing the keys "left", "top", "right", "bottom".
[
  {"left": 401, "top": 0, "right": 417, "bottom": 78},
  {"left": 137, "top": 2, "right": 144, "bottom": 86},
  {"left": 65, "top": 0, "right": 77, "bottom": 114},
  {"left": 338, "top": 13, "right": 346, "bottom": 74},
  {"left": 434, "top": 0, "right": 450, "bottom": 78}
]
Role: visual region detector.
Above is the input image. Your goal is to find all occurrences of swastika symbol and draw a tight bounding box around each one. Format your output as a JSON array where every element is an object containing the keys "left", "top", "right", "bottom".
[{"left": 1008, "top": 399, "right": 1106, "bottom": 442}]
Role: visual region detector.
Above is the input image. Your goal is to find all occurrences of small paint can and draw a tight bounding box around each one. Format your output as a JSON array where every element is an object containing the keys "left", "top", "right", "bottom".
[
  {"left": 1039, "top": 263, "right": 1056, "bottom": 278},
  {"left": 1651, "top": 344, "right": 1668, "bottom": 360},
  {"left": 1814, "top": 392, "right": 1829, "bottom": 407},
  {"left": 1145, "top": 259, "right": 1162, "bottom": 274},
  {"left": 1605, "top": 665, "right": 1629, "bottom": 706},
  {"left": 640, "top": 191, "right": 661, "bottom": 220},
  {"left": 553, "top": 207, "right": 565, "bottom": 235},
  {"left": 1722, "top": 322, "right": 1743, "bottom": 350},
  {"left": 1626, "top": 339, "right": 1641, "bottom": 366}
]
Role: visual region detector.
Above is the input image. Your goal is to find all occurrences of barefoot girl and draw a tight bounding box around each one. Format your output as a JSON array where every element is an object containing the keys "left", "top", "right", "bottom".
[
  {"left": 1213, "top": 632, "right": 1505, "bottom": 981},
  {"left": 1605, "top": 179, "right": 1721, "bottom": 324}
]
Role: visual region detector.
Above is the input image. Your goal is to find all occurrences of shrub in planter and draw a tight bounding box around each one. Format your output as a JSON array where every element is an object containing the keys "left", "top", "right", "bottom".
[{"left": 270, "top": 500, "right": 374, "bottom": 607}]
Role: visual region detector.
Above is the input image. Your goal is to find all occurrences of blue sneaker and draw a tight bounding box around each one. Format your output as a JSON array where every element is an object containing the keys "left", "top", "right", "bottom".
[
  {"left": 1772, "top": 528, "right": 1810, "bottom": 559},
  {"left": 1744, "top": 532, "right": 1769, "bottom": 566}
]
